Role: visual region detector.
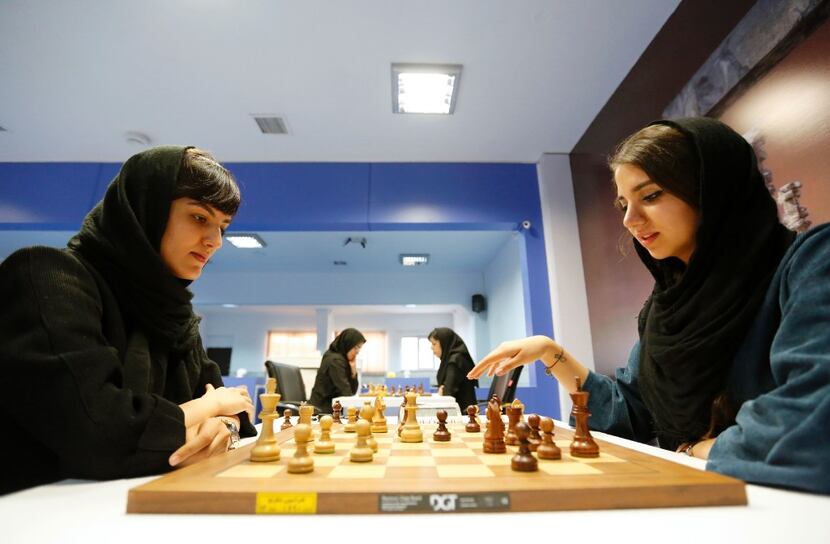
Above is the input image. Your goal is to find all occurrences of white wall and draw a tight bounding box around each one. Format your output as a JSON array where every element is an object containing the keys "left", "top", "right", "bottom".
[
  {"left": 192, "top": 271, "right": 484, "bottom": 306},
  {"left": 537, "top": 153, "right": 595, "bottom": 418},
  {"left": 198, "top": 306, "right": 462, "bottom": 383},
  {"left": 481, "top": 235, "right": 532, "bottom": 386},
  {"left": 330, "top": 311, "right": 454, "bottom": 373}
]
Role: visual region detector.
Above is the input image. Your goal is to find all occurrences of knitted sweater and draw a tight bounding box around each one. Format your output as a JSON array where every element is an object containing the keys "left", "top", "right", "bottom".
[{"left": 581, "top": 223, "right": 830, "bottom": 494}]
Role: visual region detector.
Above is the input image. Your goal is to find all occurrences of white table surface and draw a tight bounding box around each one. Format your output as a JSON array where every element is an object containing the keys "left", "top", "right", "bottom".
[{"left": 2, "top": 422, "right": 828, "bottom": 544}]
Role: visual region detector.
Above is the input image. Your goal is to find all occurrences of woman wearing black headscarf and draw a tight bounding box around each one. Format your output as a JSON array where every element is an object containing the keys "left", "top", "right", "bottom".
[
  {"left": 429, "top": 328, "right": 478, "bottom": 413},
  {"left": 309, "top": 328, "right": 366, "bottom": 413},
  {"left": 469, "top": 118, "right": 830, "bottom": 495},
  {"left": 0, "top": 147, "right": 255, "bottom": 495}
]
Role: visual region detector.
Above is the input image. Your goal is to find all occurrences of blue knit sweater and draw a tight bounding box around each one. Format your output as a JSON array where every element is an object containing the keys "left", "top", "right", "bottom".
[{"left": 582, "top": 223, "right": 830, "bottom": 494}]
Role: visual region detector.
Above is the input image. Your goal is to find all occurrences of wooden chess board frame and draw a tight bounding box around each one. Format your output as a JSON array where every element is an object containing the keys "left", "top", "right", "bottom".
[{"left": 127, "top": 423, "right": 747, "bottom": 515}]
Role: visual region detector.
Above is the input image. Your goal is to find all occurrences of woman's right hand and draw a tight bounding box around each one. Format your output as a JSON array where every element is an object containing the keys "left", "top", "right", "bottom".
[
  {"left": 203, "top": 383, "right": 254, "bottom": 417},
  {"left": 467, "top": 336, "right": 560, "bottom": 379}
]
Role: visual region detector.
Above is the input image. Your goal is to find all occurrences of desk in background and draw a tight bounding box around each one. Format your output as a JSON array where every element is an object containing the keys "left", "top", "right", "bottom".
[{"left": 334, "top": 393, "right": 461, "bottom": 418}]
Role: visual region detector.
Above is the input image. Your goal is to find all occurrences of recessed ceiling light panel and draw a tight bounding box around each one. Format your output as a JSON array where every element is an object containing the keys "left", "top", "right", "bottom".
[
  {"left": 225, "top": 233, "right": 266, "bottom": 249},
  {"left": 400, "top": 254, "right": 429, "bottom": 266},
  {"left": 392, "top": 63, "right": 462, "bottom": 114}
]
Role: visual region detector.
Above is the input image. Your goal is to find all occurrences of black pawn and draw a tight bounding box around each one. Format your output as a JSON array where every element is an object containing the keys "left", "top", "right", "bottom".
[
  {"left": 433, "top": 410, "right": 451, "bottom": 442},
  {"left": 526, "top": 414, "right": 542, "bottom": 452},
  {"left": 281, "top": 408, "right": 293, "bottom": 430},
  {"left": 332, "top": 401, "right": 342, "bottom": 424},
  {"left": 465, "top": 405, "right": 481, "bottom": 433},
  {"left": 537, "top": 417, "right": 562, "bottom": 460},
  {"left": 511, "top": 422, "right": 538, "bottom": 472}
]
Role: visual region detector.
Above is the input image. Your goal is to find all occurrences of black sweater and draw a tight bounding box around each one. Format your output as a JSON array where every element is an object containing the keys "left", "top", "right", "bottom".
[
  {"left": 308, "top": 351, "right": 358, "bottom": 413},
  {"left": 0, "top": 247, "right": 253, "bottom": 494}
]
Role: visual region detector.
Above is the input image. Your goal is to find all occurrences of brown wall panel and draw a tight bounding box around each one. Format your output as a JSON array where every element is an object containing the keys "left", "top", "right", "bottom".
[{"left": 718, "top": 17, "right": 830, "bottom": 227}]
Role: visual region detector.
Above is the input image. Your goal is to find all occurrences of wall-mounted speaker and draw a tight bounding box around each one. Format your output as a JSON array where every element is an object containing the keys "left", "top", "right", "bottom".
[{"left": 472, "top": 294, "right": 487, "bottom": 313}]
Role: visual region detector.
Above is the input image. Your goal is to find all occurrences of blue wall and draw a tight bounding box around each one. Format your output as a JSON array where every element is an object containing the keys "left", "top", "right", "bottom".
[{"left": 0, "top": 160, "right": 560, "bottom": 417}]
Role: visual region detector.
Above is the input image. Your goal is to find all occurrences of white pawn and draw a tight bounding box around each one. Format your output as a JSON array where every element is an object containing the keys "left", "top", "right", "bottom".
[
  {"left": 314, "top": 415, "right": 335, "bottom": 454},
  {"left": 287, "top": 423, "right": 314, "bottom": 474},
  {"left": 350, "top": 419, "right": 374, "bottom": 463}
]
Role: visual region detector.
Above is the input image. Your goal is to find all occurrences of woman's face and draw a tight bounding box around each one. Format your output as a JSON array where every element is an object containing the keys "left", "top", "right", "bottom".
[
  {"left": 614, "top": 164, "right": 699, "bottom": 265},
  {"left": 346, "top": 342, "right": 364, "bottom": 362},
  {"left": 429, "top": 337, "right": 442, "bottom": 358},
  {"left": 160, "top": 198, "right": 231, "bottom": 280}
]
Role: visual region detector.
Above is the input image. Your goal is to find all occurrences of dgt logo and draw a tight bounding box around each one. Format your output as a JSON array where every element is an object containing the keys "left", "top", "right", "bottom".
[{"left": 429, "top": 494, "right": 458, "bottom": 512}]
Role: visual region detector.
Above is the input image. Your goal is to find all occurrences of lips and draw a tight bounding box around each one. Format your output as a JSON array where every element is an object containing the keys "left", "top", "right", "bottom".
[
  {"left": 191, "top": 252, "right": 207, "bottom": 264},
  {"left": 637, "top": 233, "right": 659, "bottom": 246}
]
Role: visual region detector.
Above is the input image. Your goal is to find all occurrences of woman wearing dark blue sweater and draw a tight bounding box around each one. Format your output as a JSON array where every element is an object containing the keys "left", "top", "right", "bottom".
[{"left": 469, "top": 118, "right": 830, "bottom": 495}]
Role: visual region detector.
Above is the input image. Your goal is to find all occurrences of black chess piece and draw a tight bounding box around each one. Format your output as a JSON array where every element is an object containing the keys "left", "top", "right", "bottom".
[
  {"left": 332, "top": 401, "right": 343, "bottom": 424},
  {"left": 433, "top": 410, "right": 451, "bottom": 442},
  {"left": 281, "top": 408, "right": 293, "bottom": 430},
  {"left": 526, "top": 414, "right": 542, "bottom": 452},
  {"left": 505, "top": 405, "right": 520, "bottom": 446},
  {"left": 511, "top": 422, "right": 538, "bottom": 472},
  {"left": 465, "top": 405, "right": 481, "bottom": 433},
  {"left": 569, "top": 377, "right": 599, "bottom": 458},
  {"left": 537, "top": 417, "right": 562, "bottom": 460}
]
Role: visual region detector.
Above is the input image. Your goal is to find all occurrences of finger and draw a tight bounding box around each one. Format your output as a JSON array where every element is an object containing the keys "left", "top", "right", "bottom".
[
  {"left": 177, "top": 447, "right": 210, "bottom": 468},
  {"left": 209, "top": 429, "right": 230, "bottom": 456},
  {"left": 467, "top": 360, "right": 496, "bottom": 379},
  {"left": 205, "top": 383, "right": 215, "bottom": 392},
  {"left": 169, "top": 433, "right": 211, "bottom": 466},
  {"left": 495, "top": 354, "right": 527, "bottom": 376}
]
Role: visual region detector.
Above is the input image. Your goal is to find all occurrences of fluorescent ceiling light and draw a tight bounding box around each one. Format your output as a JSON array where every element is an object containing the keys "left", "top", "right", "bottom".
[
  {"left": 225, "top": 233, "right": 266, "bottom": 249},
  {"left": 400, "top": 254, "right": 429, "bottom": 266},
  {"left": 222, "top": 304, "right": 238, "bottom": 308},
  {"left": 392, "top": 63, "right": 462, "bottom": 114}
]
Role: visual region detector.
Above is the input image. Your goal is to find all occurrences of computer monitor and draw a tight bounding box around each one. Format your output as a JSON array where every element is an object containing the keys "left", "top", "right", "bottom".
[{"left": 207, "top": 347, "right": 232, "bottom": 376}]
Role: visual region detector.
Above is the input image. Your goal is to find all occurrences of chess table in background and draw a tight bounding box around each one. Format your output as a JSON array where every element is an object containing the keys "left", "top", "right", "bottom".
[{"left": 127, "top": 420, "right": 746, "bottom": 515}]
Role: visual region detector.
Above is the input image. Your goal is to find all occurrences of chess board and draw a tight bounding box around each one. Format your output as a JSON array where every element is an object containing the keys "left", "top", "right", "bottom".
[{"left": 127, "top": 421, "right": 747, "bottom": 515}]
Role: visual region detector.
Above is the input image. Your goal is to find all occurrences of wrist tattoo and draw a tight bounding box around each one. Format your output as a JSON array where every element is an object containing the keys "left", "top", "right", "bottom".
[{"left": 544, "top": 348, "right": 566, "bottom": 376}]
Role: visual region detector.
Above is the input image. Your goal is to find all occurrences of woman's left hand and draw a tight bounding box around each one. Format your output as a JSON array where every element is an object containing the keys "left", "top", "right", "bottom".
[{"left": 169, "top": 417, "right": 231, "bottom": 467}]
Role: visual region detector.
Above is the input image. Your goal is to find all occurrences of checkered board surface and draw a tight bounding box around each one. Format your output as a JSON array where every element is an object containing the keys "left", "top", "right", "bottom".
[{"left": 127, "top": 421, "right": 747, "bottom": 515}]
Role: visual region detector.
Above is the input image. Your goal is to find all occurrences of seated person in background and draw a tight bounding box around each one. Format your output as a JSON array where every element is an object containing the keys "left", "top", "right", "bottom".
[
  {"left": 468, "top": 118, "right": 830, "bottom": 495},
  {"left": 308, "top": 328, "right": 365, "bottom": 413},
  {"left": 429, "top": 328, "right": 478, "bottom": 412},
  {"left": 0, "top": 146, "right": 255, "bottom": 495}
]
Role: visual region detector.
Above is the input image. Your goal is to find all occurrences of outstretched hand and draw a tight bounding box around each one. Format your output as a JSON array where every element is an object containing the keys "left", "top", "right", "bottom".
[{"left": 467, "top": 336, "right": 559, "bottom": 379}]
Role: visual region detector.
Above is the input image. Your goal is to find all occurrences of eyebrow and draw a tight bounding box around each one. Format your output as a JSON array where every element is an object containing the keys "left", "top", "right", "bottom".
[
  {"left": 188, "top": 200, "right": 231, "bottom": 224},
  {"left": 615, "top": 179, "right": 658, "bottom": 202}
]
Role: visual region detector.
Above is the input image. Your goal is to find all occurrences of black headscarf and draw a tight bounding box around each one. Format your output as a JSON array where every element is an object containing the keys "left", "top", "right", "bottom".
[
  {"left": 67, "top": 146, "right": 201, "bottom": 357},
  {"left": 431, "top": 328, "right": 478, "bottom": 387},
  {"left": 635, "top": 118, "right": 794, "bottom": 450},
  {"left": 328, "top": 328, "right": 366, "bottom": 357}
]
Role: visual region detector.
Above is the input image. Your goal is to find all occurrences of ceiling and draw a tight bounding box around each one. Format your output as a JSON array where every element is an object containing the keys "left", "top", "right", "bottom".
[
  {"left": 0, "top": 0, "right": 679, "bottom": 163},
  {"left": 0, "top": 230, "right": 516, "bottom": 272}
]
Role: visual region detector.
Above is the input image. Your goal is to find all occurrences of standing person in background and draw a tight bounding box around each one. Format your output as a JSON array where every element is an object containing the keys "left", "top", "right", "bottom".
[
  {"left": 0, "top": 146, "right": 255, "bottom": 495},
  {"left": 309, "top": 328, "right": 365, "bottom": 413},
  {"left": 430, "top": 327, "right": 478, "bottom": 412},
  {"left": 468, "top": 118, "right": 830, "bottom": 495}
]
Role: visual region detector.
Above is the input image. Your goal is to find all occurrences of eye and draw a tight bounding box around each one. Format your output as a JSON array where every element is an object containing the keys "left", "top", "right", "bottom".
[
  {"left": 192, "top": 214, "right": 206, "bottom": 223},
  {"left": 642, "top": 190, "right": 663, "bottom": 202},
  {"left": 614, "top": 200, "right": 627, "bottom": 213},
  {"left": 220, "top": 227, "right": 227, "bottom": 237}
]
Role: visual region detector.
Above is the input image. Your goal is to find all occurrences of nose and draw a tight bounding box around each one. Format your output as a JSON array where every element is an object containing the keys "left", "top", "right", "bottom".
[
  {"left": 622, "top": 203, "right": 645, "bottom": 230},
  {"left": 203, "top": 227, "right": 223, "bottom": 250}
]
